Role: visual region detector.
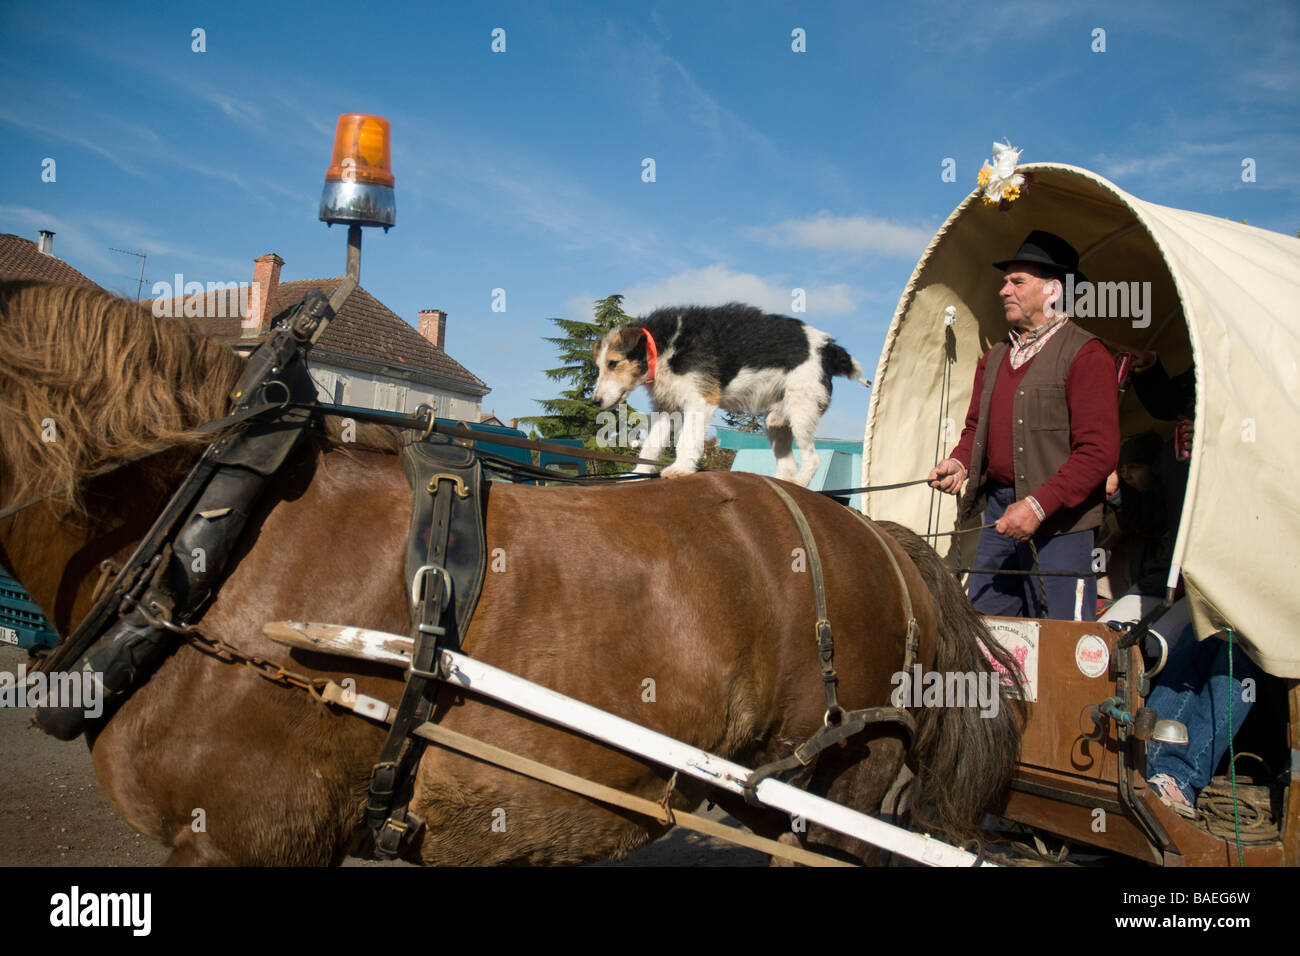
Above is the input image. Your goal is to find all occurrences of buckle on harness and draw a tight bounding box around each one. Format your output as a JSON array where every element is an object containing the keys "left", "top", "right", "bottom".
[
  {"left": 375, "top": 810, "right": 424, "bottom": 858},
  {"left": 411, "top": 564, "right": 453, "bottom": 615},
  {"left": 427, "top": 472, "right": 470, "bottom": 498}
]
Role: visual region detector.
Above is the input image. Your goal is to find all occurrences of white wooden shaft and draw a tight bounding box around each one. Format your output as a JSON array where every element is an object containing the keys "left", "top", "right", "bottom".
[
  {"left": 438, "top": 649, "right": 992, "bottom": 867},
  {"left": 265, "top": 620, "right": 411, "bottom": 666},
  {"left": 261, "top": 621, "right": 992, "bottom": 866}
]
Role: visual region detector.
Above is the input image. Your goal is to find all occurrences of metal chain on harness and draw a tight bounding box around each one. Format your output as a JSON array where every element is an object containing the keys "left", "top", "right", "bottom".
[{"left": 131, "top": 600, "right": 334, "bottom": 702}]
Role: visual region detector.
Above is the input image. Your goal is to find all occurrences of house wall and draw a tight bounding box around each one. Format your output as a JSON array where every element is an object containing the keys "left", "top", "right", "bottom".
[{"left": 308, "top": 360, "right": 483, "bottom": 420}]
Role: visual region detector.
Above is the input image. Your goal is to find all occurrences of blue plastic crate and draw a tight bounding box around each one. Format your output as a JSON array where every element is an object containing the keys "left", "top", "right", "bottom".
[{"left": 0, "top": 565, "right": 59, "bottom": 650}]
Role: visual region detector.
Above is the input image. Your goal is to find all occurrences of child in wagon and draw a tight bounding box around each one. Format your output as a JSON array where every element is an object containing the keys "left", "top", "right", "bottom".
[{"left": 1102, "top": 346, "right": 1263, "bottom": 818}]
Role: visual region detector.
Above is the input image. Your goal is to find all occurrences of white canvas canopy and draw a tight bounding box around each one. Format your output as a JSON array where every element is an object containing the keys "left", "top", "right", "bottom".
[{"left": 860, "top": 163, "right": 1300, "bottom": 677}]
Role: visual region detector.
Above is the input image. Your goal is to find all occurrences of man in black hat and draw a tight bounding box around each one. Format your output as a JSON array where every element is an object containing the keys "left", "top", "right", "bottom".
[{"left": 928, "top": 230, "right": 1120, "bottom": 620}]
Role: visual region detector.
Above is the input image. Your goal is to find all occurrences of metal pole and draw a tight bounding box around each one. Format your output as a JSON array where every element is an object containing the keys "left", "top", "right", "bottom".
[{"left": 347, "top": 224, "right": 361, "bottom": 281}]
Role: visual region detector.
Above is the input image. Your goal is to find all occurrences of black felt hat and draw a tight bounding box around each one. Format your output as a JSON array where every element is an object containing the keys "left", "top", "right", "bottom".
[{"left": 993, "top": 230, "right": 1083, "bottom": 280}]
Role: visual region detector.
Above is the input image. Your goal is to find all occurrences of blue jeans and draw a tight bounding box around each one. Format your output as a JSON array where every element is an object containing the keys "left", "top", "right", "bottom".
[
  {"left": 1146, "top": 631, "right": 1261, "bottom": 801},
  {"left": 967, "top": 485, "right": 1098, "bottom": 621}
]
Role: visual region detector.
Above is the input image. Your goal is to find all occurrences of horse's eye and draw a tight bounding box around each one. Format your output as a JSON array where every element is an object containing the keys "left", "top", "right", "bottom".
[{"left": 607, "top": 361, "right": 618, "bottom": 370}]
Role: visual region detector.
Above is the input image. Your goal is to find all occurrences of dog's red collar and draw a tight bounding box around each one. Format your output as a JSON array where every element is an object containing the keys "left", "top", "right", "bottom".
[{"left": 642, "top": 327, "right": 658, "bottom": 384}]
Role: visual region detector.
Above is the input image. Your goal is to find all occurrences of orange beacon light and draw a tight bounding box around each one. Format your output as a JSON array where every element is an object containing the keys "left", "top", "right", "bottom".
[{"left": 319, "top": 114, "right": 396, "bottom": 229}]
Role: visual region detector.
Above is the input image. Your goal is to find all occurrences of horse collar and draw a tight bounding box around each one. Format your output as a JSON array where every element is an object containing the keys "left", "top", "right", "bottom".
[{"left": 642, "top": 327, "right": 658, "bottom": 384}]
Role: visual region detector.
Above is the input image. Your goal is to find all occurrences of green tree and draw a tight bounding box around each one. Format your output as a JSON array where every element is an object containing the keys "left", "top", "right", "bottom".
[{"left": 518, "top": 294, "right": 647, "bottom": 473}]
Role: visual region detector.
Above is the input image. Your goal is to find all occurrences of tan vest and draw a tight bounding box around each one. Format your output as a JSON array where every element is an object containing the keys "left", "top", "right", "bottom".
[{"left": 957, "top": 321, "right": 1105, "bottom": 536}]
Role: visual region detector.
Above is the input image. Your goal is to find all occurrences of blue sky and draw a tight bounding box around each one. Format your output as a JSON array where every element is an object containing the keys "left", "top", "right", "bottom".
[{"left": 2, "top": 0, "right": 1296, "bottom": 440}]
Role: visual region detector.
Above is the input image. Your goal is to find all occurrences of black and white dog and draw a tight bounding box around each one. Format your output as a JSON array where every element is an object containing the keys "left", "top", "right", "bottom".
[{"left": 592, "top": 303, "right": 870, "bottom": 486}]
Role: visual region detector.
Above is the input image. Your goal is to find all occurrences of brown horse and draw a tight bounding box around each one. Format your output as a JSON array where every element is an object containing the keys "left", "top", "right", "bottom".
[{"left": 0, "top": 280, "right": 1021, "bottom": 866}]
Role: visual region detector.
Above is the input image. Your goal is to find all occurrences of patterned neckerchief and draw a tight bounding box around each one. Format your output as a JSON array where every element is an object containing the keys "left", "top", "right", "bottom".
[{"left": 1008, "top": 314, "right": 1069, "bottom": 370}]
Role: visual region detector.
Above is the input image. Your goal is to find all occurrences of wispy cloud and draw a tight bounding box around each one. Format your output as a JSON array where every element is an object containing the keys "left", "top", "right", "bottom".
[
  {"left": 915, "top": 0, "right": 1075, "bottom": 50},
  {"left": 0, "top": 203, "right": 254, "bottom": 291},
  {"left": 566, "top": 264, "right": 861, "bottom": 320},
  {"left": 746, "top": 212, "right": 933, "bottom": 259},
  {"left": 0, "top": 97, "right": 272, "bottom": 204},
  {"left": 1095, "top": 135, "right": 1300, "bottom": 192},
  {"left": 190, "top": 86, "right": 264, "bottom": 128},
  {"left": 81, "top": 215, "right": 252, "bottom": 279},
  {"left": 47, "top": 30, "right": 270, "bottom": 135},
  {"left": 0, "top": 205, "right": 121, "bottom": 274},
  {"left": 0, "top": 107, "right": 147, "bottom": 180},
  {"left": 605, "top": 27, "right": 783, "bottom": 164},
  {"left": 395, "top": 127, "right": 673, "bottom": 266}
]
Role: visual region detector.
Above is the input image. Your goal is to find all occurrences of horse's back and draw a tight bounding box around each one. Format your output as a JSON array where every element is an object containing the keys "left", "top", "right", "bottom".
[{"left": 407, "top": 471, "right": 936, "bottom": 864}]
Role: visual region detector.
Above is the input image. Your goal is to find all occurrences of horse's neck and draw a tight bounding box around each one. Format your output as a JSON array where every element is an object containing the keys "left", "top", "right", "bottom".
[{"left": 1, "top": 457, "right": 185, "bottom": 638}]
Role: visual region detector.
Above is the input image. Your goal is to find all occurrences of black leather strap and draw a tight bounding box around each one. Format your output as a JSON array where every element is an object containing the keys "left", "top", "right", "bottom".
[
  {"left": 745, "top": 481, "right": 924, "bottom": 808},
  {"left": 744, "top": 707, "right": 917, "bottom": 806},
  {"left": 760, "top": 477, "right": 841, "bottom": 721},
  {"left": 366, "top": 430, "right": 487, "bottom": 858}
]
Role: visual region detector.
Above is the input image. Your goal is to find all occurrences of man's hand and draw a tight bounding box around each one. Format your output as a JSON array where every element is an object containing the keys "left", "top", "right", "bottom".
[
  {"left": 928, "top": 458, "right": 966, "bottom": 495},
  {"left": 996, "top": 499, "right": 1043, "bottom": 541}
]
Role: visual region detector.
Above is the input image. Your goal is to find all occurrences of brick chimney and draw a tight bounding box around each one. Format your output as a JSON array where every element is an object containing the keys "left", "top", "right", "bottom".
[
  {"left": 245, "top": 253, "right": 284, "bottom": 335},
  {"left": 418, "top": 309, "right": 447, "bottom": 349}
]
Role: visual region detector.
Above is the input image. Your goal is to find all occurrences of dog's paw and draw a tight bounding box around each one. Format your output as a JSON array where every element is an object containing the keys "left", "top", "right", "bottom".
[{"left": 661, "top": 462, "right": 698, "bottom": 480}]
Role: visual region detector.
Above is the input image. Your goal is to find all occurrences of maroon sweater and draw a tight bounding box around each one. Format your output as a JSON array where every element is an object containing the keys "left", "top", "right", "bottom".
[{"left": 951, "top": 339, "right": 1119, "bottom": 520}]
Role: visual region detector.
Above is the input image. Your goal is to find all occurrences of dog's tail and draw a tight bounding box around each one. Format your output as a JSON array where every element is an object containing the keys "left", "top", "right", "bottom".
[{"left": 824, "top": 341, "right": 872, "bottom": 388}]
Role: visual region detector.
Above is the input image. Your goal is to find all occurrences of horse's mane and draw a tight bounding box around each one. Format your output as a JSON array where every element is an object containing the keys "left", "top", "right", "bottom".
[{"left": 0, "top": 280, "right": 400, "bottom": 514}]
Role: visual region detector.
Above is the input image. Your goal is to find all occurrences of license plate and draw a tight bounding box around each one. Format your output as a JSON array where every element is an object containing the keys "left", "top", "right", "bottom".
[{"left": 0, "top": 625, "right": 18, "bottom": 646}]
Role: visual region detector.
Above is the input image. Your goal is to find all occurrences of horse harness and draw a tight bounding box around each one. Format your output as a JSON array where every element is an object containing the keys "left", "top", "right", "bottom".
[
  {"left": 743, "top": 479, "right": 920, "bottom": 804},
  {"left": 35, "top": 282, "right": 357, "bottom": 740},
  {"left": 29, "top": 284, "right": 927, "bottom": 859},
  {"left": 364, "top": 434, "right": 487, "bottom": 857}
]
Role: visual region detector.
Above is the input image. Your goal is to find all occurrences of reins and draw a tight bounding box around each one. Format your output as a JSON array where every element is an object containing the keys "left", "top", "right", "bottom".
[
  {"left": 817, "top": 482, "right": 1093, "bottom": 619},
  {"left": 0, "top": 402, "right": 660, "bottom": 524}
]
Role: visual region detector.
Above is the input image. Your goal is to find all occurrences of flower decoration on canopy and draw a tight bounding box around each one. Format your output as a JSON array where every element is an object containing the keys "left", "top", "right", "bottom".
[{"left": 977, "top": 141, "right": 1028, "bottom": 209}]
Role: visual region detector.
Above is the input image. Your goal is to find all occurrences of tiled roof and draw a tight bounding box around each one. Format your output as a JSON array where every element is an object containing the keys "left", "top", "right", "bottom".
[
  {"left": 0, "top": 234, "right": 102, "bottom": 289},
  {"left": 150, "top": 276, "right": 486, "bottom": 391}
]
